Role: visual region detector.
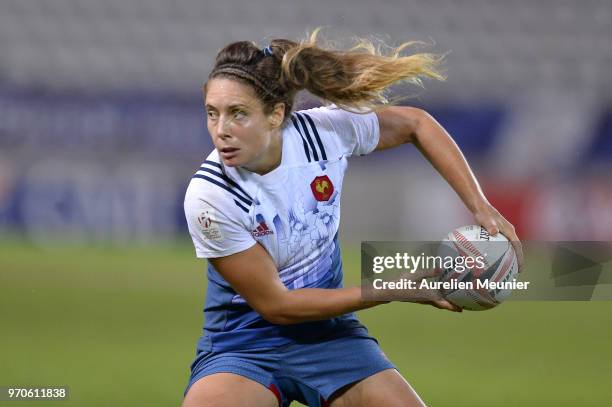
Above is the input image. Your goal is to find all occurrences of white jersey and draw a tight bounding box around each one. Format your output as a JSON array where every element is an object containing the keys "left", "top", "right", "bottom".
[{"left": 184, "top": 106, "right": 379, "bottom": 311}]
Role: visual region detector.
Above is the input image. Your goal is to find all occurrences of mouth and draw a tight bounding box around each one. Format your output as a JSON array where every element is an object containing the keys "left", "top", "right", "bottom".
[{"left": 220, "top": 147, "right": 240, "bottom": 159}]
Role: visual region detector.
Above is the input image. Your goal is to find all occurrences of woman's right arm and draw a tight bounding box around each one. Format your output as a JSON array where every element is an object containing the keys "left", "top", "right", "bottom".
[{"left": 209, "top": 242, "right": 388, "bottom": 325}]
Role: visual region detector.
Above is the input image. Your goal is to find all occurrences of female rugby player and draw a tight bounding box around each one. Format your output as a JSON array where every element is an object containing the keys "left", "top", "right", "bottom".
[{"left": 182, "top": 31, "right": 522, "bottom": 407}]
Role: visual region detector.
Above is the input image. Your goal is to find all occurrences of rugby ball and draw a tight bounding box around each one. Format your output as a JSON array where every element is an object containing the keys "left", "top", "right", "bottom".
[{"left": 437, "top": 225, "right": 519, "bottom": 311}]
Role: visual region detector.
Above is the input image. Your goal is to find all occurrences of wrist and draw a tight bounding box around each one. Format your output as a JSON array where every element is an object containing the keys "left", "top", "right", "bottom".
[
  {"left": 469, "top": 197, "right": 491, "bottom": 214},
  {"left": 355, "top": 286, "right": 389, "bottom": 308}
]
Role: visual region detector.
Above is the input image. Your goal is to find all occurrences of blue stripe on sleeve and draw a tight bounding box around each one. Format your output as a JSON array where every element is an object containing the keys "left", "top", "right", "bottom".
[
  {"left": 233, "top": 199, "right": 250, "bottom": 213},
  {"left": 198, "top": 165, "right": 253, "bottom": 201},
  {"left": 192, "top": 174, "right": 252, "bottom": 206},
  {"left": 203, "top": 160, "right": 223, "bottom": 169},
  {"left": 303, "top": 113, "right": 327, "bottom": 160},
  {"left": 291, "top": 115, "right": 312, "bottom": 162},
  {"left": 296, "top": 113, "right": 319, "bottom": 161}
]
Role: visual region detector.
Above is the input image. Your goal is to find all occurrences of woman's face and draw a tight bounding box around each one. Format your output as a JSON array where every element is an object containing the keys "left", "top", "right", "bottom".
[{"left": 205, "top": 78, "right": 284, "bottom": 174}]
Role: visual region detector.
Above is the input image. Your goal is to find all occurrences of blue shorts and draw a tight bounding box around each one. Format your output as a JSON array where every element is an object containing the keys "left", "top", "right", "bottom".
[{"left": 184, "top": 330, "right": 396, "bottom": 406}]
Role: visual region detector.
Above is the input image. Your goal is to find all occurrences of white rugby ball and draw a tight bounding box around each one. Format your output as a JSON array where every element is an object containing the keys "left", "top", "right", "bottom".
[{"left": 437, "top": 225, "right": 518, "bottom": 311}]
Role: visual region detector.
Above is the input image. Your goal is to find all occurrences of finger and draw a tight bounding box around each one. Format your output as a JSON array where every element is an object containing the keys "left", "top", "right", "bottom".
[
  {"left": 433, "top": 299, "right": 463, "bottom": 312},
  {"left": 479, "top": 217, "right": 499, "bottom": 236},
  {"left": 511, "top": 240, "right": 524, "bottom": 273},
  {"left": 487, "top": 219, "right": 499, "bottom": 236},
  {"left": 500, "top": 224, "right": 524, "bottom": 273}
]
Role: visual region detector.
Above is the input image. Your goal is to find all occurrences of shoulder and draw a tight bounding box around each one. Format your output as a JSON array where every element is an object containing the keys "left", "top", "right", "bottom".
[
  {"left": 284, "top": 108, "right": 331, "bottom": 163},
  {"left": 184, "top": 151, "right": 256, "bottom": 258},
  {"left": 289, "top": 105, "right": 380, "bottom": 158}
]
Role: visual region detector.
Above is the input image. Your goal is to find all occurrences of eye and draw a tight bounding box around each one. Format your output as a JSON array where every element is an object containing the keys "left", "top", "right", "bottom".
[
  {"left": 234, "top": 110, "right": 247, "bottom": 119},
  {"left": 206, "top": 110, "right": 218, "bottom": 120}
]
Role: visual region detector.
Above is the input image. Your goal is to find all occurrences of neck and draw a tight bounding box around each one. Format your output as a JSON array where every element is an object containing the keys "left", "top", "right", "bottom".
[{"left": 244, "top": 130, "right": 283, "bottom": 175}]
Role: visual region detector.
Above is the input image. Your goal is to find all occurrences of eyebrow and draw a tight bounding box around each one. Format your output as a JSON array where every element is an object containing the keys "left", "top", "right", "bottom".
[{"left": 205, "top": 103, "right": 249, "bottom": 110}]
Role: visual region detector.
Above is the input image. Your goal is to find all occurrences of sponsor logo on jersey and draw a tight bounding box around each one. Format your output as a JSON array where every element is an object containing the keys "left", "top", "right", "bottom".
[
  {"left": 251, "top": 221, "right": 274, "bottom": 238},
  {"left": 310, "top": 175, "right": 334, "bottom": 201}
]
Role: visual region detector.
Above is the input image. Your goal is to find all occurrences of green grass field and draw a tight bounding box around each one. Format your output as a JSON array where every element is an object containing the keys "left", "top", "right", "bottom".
[{"left": 1, "top": 239, "right": 611, "bottom": 406}]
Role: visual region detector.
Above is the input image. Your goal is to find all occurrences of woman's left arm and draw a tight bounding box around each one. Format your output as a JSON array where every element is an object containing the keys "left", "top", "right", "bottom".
[{"left": 375, "top": 106, "right": 524, "bottom": 271}]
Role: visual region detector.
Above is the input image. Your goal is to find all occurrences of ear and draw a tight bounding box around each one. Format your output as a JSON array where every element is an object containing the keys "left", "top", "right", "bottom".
[{"left": 268, "top": 103, "right": 286, "bottom": 128}]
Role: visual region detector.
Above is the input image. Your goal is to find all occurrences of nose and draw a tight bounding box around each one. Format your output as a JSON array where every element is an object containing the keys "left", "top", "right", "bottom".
[{"left": 215, "top": 116, "right": 231, "bottom": 139}]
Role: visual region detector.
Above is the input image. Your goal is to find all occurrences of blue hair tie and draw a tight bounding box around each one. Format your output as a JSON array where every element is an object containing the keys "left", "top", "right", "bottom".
[{"left": 262, "top": 45, "right": 273, "bottom": 57}]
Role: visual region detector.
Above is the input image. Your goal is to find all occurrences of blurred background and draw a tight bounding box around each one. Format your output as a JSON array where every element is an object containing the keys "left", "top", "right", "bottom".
[{"left": 1, "top": 0, "right": 611, "bottom": 406}]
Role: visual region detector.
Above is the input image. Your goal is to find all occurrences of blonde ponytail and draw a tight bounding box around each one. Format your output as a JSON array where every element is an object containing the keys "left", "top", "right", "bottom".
[{"left": 280, "top": 28, "right": 445, "bottom": 111}]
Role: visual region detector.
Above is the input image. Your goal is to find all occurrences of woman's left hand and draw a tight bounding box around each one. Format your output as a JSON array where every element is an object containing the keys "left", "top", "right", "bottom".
[{"left": 473, "top": 202, "right": 524, "bottom": 272}]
